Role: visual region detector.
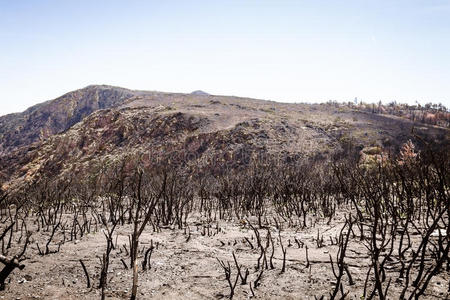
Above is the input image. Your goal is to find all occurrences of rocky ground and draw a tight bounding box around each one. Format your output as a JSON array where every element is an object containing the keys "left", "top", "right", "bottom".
[{"left": 1, "top": 212, "right": 448, "bottom": 300}]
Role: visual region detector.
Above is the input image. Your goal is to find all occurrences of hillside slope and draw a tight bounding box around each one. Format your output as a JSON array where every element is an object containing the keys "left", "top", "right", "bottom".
[
  {"left": 1, "top": 86, "right": 448, "bottom": 190},
  {"left": 0, "top": 85, "right": 139, "bottom": 155}
]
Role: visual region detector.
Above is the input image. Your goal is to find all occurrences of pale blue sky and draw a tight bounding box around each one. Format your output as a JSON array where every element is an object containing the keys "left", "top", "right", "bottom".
[{"left": 1, "top": 0, "right": 450, "bottom": 115}]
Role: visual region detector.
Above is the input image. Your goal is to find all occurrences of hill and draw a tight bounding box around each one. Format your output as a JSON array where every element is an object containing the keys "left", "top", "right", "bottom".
[
  {"left": 0, "top": 85, "right": 448, "bottom": 190},
  {"left": 0, "top": 85, "right": 140, "bottom": 155}
]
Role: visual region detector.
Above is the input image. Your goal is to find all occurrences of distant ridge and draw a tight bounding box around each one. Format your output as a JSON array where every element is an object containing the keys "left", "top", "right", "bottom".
[{"left": 191, "top": 90, "right": 210, "bottom": 96}]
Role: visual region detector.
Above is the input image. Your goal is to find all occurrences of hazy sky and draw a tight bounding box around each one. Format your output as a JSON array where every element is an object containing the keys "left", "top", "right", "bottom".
[{"left": 1, "top": 0, "right": 450, "bottom": 115}]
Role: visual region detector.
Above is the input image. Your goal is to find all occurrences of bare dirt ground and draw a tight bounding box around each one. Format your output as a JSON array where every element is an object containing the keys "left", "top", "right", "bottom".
[{"left": 1, "top": 212, "right": 448, "bottom": 300}]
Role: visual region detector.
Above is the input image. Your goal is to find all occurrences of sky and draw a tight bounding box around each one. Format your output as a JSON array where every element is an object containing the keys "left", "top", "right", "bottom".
[{"left": 1, "top": 0, "right": 450, "bottom": 115}]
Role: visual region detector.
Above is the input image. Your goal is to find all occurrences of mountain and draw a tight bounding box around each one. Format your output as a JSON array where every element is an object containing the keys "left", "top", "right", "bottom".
[
  {"left": 0, "top": 85, "right": 448, "bottom": 190},
  {"left": 191, "top": 90, "right": 210, "bottom": 96},
  {"left": 0, "top": 85, "right": 139, "bottom": 155}
]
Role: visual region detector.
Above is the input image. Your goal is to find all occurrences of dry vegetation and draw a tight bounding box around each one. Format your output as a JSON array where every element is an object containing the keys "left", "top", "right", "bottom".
[
  {"left": 0, "top": 139, "right": 448, "bottom": 300},
  {"left": 0, "top": 86, "right": 449, "bottom": 299},
  {"left": 346, "top": 101, "right": 450, "bottom": 128}
]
